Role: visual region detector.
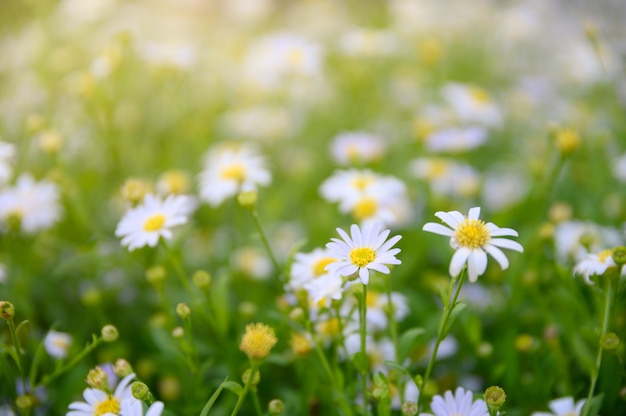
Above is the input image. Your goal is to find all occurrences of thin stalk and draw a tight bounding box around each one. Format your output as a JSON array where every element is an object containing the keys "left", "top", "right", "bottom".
[
  {"left": 250, "top": 211, "right": 280, "bottom": 275},
  {"left": 230, "top": 364, "right": 258, "bottom": 416},
  {"left": 359, "top": 283, "right": 369, "bottom": 416},
  {"left": 41, "top": 336, "right": 103, "bottom": 386},
  {"left": 385, "top": 276, "right": 400, "bottom": 401},
  {"left": 417, "top": 269, "right": 466, "bottom": 412},
  {"left": 7, "top": 318, "right": 28, "bottom": 393},
  {"left": 251, "top": 386, "right": 263, "bottom": 416},
  {"left": 164, "top": 243, "right": 192, "bottom": 292}
]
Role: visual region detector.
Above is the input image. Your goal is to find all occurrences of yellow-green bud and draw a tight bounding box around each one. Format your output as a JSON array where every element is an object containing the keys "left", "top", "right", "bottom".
[
  {"left": 101, "top": 325, "right": 119, "bottom": 342},
  {"left": 16, "top": 393, "right": 39, "bottom": 410},
  {"left": 268, "top": 399, "right": 284, "bottom": 415},
  {"left": 146, "top": 266, "right": 167, "bottom": 285},
  {"left": 600, "top": 332, "right": 620, "bottom": 352},
  {"left": 114, "top": 358, "right": 134, "bottom": 377},
  {"left": 242, "top": 368, "right": 260, "bottom": 386},
  {"left": 237, "top": 190, "right": 258, "bottom": 211},
  {"left": 0, "top": 301, "right": 15, "bottom": 320},
  {"left": 288, "top": 307, "right": 305, "bottom": 323},
  {"left": 401, "top": 401, "right": 418, "bottom": 416},
  {"left": 192, "top": 270, "right": 211, "bottom": 288},
  {"left": 578, "top": 233, "right": 596, "bottom": 252},
  {"left": 176, "top": 303, "right": 191, "bottom": 319},
  {"left": 554, "top": 127, "right": 581, "bottom": 155},
  {"left": 484, "top": 386, "right": 506, "bottom": 410},
  {"left": 131, "top": 381, "right": 153, "bottom": 402},
  {"left": 86, "top": 367, "right": 109, "bottom": 390},
  {"left": 611, "top": 246, "right": 626, "bottom": 266}
]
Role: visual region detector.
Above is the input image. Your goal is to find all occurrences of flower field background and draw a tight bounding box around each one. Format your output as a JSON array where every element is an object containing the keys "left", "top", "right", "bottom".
[{"left": 1, "top": 0, "right": 626, "bottom": 415}]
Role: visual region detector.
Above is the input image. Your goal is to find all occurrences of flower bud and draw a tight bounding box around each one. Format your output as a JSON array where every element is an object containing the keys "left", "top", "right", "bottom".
[
  {"left": 554, "top": 127, "right": 581, "bottom": 155},
  {"left": 242, "top": 368, "right": 260, "bottom": 386},
  {"left": 146, "top": 266, "right": 167, "bottom": 286},
  {"left": 131, "top": 381, "right": 153, "bottom": 402},
  {"left": 86, "top": 367, "right": 109, "bottom": 390},
  {"left": 600, "top": 332, "right": 620, "bottom": 352},
  {"left": 114, "top": 359, "right": 134, "bottom": 377},
  {"left": 15, "top": 393, "right": 39, "bottom": 411},
  {"left": 484, "top": 386, "right": 506, "bottom": 410},
  {"left": 101, "top": 325, "right": 119, "bottom": 342},
  {"left": 176, "top": 303, "right": 191, "bottom": 319},
  {"left": 237, "top": 190, "right": 257, "bottom": 212},
  {"left": 0, "top": 301, "right": 15, "bottom": 320},
  {"left": 401, "top": 401, "right": 418, "bottom": 416},
  {"left": 239, "top": 323, "right": 277, "bottom": 363},
  {"left": 192, "top": 270, "right": 211, "bottom": 288},
  {"left": 268, "top": 399, "right": 284, "bottom": 415},
  {"left": 611, "top": 246, "right": 626, "bottom": 266}
]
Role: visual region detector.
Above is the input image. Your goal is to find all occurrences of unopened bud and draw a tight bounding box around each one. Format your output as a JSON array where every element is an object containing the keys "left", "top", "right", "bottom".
[
  {"left": 268, "top": 399, "right": 284, "bottom": 415},
  {"left": 242, "top": 368, "right": 260, "bottom": 386},
  {"left": 237, "top": 190, "right": 257, "bottom": 211},
  {"left": 0, "top": 301, "right": 15, "bottom": 320},
  {"left": 176, "top": 303, "right": 191, "bottom": 319},
  {"left": 401, "top": 401, "right": 418, "bottom": 416},
  {"left": 86, "top": 367, "right": 109, "bottom": 390},
  {"left": 101, "top": 325, "right": 119, "bottom": 342},
  {"left": 16, "top": 393, "right": 39, "bottom": 411},
  {"left": 114, "top": 359, "right": 134, "bottom": 377},
  {"left": 600, "top": 332, "right": 620, "bottom": 352},
  {"left": 612, "top": 246, "right": 626, "bottom": 266},
  {"left": 555, "top": 127, "right": 581, "bottom": 155},
  {"left": 484, "top": 385, "right": 506, "bottom": 410},
  {"left": 131, "top": 381, "right": 153, "bottom": 402},
  {"left": 146, "top": 266, "right": 167, "bottom": 286},
  {"left": 192, "top": 270, "right": 211, "bottom": 288}
]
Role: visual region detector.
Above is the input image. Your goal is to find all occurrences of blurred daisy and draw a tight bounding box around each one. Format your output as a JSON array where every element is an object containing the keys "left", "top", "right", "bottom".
[
  {"left": 320, "top": 169, "right": 378, "bottom": 205},
  {"left": 481, "top": 172, "right": 529, "bottom": 211},
  {"left": 220, "top": 106, "right": 295, "bottom": 142},
  {"left": 288, "top": 248, "right": 336, "bottom": 291},
  {"left": 304, "top": 273, "right": 344, "bottom": 308},
  {"left": 325, "top": 221, "right": 402, "bottom": 285},
  {"left": 137, "top": 41, "right": 196, "bottom": 71},
  {"left": 198, "top": 144, "right": 271, "bottom": 207},
  {"left": 531, "top": 396, "right": 585, "bottom": 416},
  {"left": 442, "top": 82, "right": 502, "bottom": 127},
  {"left": 423, "top": 387, "right": 489, "bottom": 416},
  {"left": 0, "top": 173, "right": 63, "bottom": 234},
  {"left": 424, "top": 126, "right": 488, "bottom": 153},
  {"left": 573, "top": 249, "right": 621, "bottom": 285},
  {"left": 330, "top": 131, "right": 386, "bottom": 165},
  {"left": 554, "top": 221, "right": 621, "bottom": 262},
  {"left": 0, "top": 262, "right": 6, "bottom": 284},
  {"left": 423, "top": 207, "right": 523, "bottom": 282},
  {"left": 120, "top": 399, "right": 164, "bottom": 416},
  {"left": 0, "top": 141, "right": 16, "bottom": 184},
  {"left": 339, "top": 28, "right": 397, "bottom": 57},
  {"left": 611, "top": 153, "right": 626, "bottom": 183},
  {"left": 44, "top": 330, "right": 72, "bottom": 359},
  {"left": 115, "top": 194, "right": 190, "bottom": 251},
  {"left": 156, "top": 170, "right": 191, "bottom": 196},
  {"left": 67, "top": 373, "right": 135, "bottom": 416},
  {"left": 410, "top": 157, "right": 480, "bottom": 198}
]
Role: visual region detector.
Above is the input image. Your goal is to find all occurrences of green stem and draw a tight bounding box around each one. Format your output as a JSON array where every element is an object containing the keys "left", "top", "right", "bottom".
[
  {"left": 7, "top": 319, "right": 27, "bottom": 392},
  {"left": 251, "top": 386, "right": 263, "bottom": 416},
  {"left": 182, "top": 317, "right": 199, "bottom": 373},
  {"left": 417, "top": 269, "right": 466, "bottom": 412},
  {"left": 360, "top": 283, "right": 369, "bottom": 416},
  {"left": 250, "top": 211, "right": 281, "bottom": 276},
  {"left": 164, "top": 243, "right": 192, "bottom": 292},
  {"left": 581, "top": 277, "right": 616, "bottom": 415},
  {"left": 41, "top": 336, "right": 103, "bottom": 386},
  {"left": 230, "top": 364, "right": 258, "bottom": 416},
  {"left": 385, "top": 276, "right": 400, "bottom": 400}
]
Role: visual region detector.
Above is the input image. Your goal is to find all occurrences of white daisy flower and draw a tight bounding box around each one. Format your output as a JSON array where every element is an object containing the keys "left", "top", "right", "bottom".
[
  {"left": 0, "top": 141, "right": 16, "bottom": 185},
  {"left": 442, "top": 82, "right": 503, "bottom": 127},
  {"left": 0, "top": 173, "right": 63, "bottom": 234},
  {"left": 424, "top": 387, "right": 489, "bottom": 416},
  {"left": 304, "top": 273, "right": 344, "bottom": 308},
  {"left": 115, "top": 194, "right": 190, "bottom": 251},
  {"left": 67, "top": 373, "right": 135, "bottom": 416},
  {"left": 423, "top": 207, "right": 523, "bottom": 282},
  {"left": 329, "top": 131, "right": 387, "bottom": 165},
  {"left": 288, "top": 248, "right": 336, "bottom": 291},
  {"left": 573, "top": 249, "right": 621, "bottom": 285},
  {"left": 325, "top": 221, "right": 402, "bottom": 285},
  {"left": 43, "top": 330, "right": 72, "bottom": 359},
  {"left": 198, "top": 144, "right": 271, "bottom": 207},
  {"left": 424, "top": 126, "right": 488, "bottom": 153},
  {"left": 531, "top": 396, "right": 586, "bottom": 416},
  {"left": 120, "top": 399, "right": 164, "bottom": 416}
]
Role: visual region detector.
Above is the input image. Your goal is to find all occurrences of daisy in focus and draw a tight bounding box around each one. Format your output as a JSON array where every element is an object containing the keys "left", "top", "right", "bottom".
[
  {"left": 325, "top": 221, "right": 402, "bottom": 285},
  {"left": 115, "top": 194, "right": 190, "bottom": 251},
  {"left": 120, "top": 399, "right": 164, "bottom": 416},
  {"left": 423, "top": 207, "right": 523, "bottom": 282},
  {"left": 198, "top": 144, "right": 271, "bottom": 207},
  {"left": 530, "top": 396, "right": 586, "bottom": 416},
  {"left": 67, "top": 372, "right": 135, "bottom": 416},
  {"left": 422, "top": 387, "right": 489, "bottom": 416}
]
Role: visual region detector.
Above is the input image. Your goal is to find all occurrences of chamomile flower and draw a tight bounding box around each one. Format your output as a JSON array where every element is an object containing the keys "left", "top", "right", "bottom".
[
  {"left": 198, "top": 144, "right": 271, "bottom": 207},
  {"left": 120, "top": 399, "right": 164, "bottom": 416},
  {"left": 304, "top": 273, "right": 344, "bottom": 308},
  {"left": 288, "top": 248, "right": 336, "bottom": 291},
  {"left": 442, "top": 82, "right": 502, "bottom": 127},
  {"left": 115, "top": 194, "right": 190, "bottom": 251},
  {"left": 530, "top": 396, "right": 586, "bottom": 416},
  {"left": 67, "top": 373, "right": 135, "bottom": 416},
  {"left": 325, "top": 221, "right": 402, "bottom": 285},
  {"left": 423, "top": 207, "right": 523, "bottom": 282},
  {"left": 573, "top": 249, "right": 621, "bottom": 285},
  {"left": 329, "top": 131, "right": 386, "bottom": 165},
  {"left": 424, "top": 126, "right": 488, "bottom": 153},
  {"left": 44, "top": 330, "right": 72, "bottom": 359},
  {"left": 423, "top": 387, "right": 489, "bottom": 416}
]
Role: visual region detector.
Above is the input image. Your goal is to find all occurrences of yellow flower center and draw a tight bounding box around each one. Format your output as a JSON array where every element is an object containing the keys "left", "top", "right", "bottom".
[
  {"left": 318, "top": 318, "right": 340, "bottom": 337},
  {"left": 288, "top": 49, "right": 303, "bottom": 65},
  {"left": 350, "top": 247, "right": 375, "bottom": 268},
  {"left": 143, "top": 213, "right": 166, "bottom": 232},
  {"left": 352, "top": 197, "right": 378, "bottom": 221},
  {"left": 455, "top": 219, "right": 490, "bottom": 249},
  {"left": 351, "top": 175, "right": 373, "bottom": 190},
  {"left": 469, "top": 86, "right": 490, "bottom": 104},
  {"left": 598, "top": 249, "right": 613, "bottom": 263},
  {"left": 312, "top": 257, "right": 336, "bottom": 276},
  {"left": 366, "top": 291, "right": 379, "bottom": 307},
  {"left": 427, "top": 159, "right": 449, "bottom": 179},
  {"left": 95, "top": 397, "right": 120, "bottom": 416},
  {"left": 221, "top": 163, "right": 246, "bottom": 182}
]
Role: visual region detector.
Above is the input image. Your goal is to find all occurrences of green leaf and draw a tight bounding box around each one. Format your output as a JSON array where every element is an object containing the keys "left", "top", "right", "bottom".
[
  {"left": 199, "top": 377, "right": 228, "bottom": 416},
  {"left": 15, "top": 320, "right": 30, "bottom": 336},
  {"left": 352, "top": 351, "right": 368, "bottom": 373},
  {"left": 580, "top": 393, "right": 604, "bottom": 416},
  {"left": 441, "top": 301, "right": 467, "bottom": 339},
  {"left": 210, "top": 274, "right": 230, "bottom": 337},
  {"left": 398, "top": 327, "right": 426, "bottom": 361},
  {"left": 439, "top": 285, "right": 449, "bottom": 308},
  {"left": 383, "top": 360, "right": 411, "bottom": 378},
  {"left": 222, "top": 380, "right": 244, "bottom": 396}
]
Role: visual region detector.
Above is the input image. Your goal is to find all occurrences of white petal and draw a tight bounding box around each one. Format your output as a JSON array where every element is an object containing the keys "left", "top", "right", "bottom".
[
  {"left": 484, "top": 244, "right": 509, "bottom": 270},
  {"left": 468, "top": 250, "right": 488, "bottom": 282},
  {"left": 350, "top": 223, "right": 363, "bottom": 246},
  {"left": 487, "top": 224, "right": 519, "bottom": 237},
  {"left": 434, "top": 211, "right": 460, "bottom": 228},
  {"left": 359, "top": 267, "right": 370, "bottom": 284},
  {"left": 368, "top": 263, "right": 390, "bottom": 274},
  {"left": 336, "top": 227, "right": 354, "bottom": 247},
  {"left": 489, "top": 238, "right": 524, "bottom": 252},
  {"left": 467, "top": 207, "right": 481, "bottom": 220},
  {"left": 423, "top": 222, "right": 454, "bottom": 236},
  {"left": 449, "top": 248, "right": 470, "bottom": 277}
]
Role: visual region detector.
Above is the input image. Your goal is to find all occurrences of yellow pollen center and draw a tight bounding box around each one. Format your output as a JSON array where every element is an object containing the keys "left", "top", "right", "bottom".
[
  {"left": 351, "top": 176, "right": 373, "bottom": 190},
  {"left": 312, "top": 257, "right": 336, "bottom": 276},
  {"left": 469, "top": 86, "right": 490, "bottom": 104},
  {"left": 143, "top": 213, "right": 166, "bottom": 232},
  {"left": 366, "top": 291, "right": 379, "bottom": 307},
  {"left": 95, "top": 397, "right": 120, "bottom": 416},
  {"left": 221, "top": 163, "right": 246, "bottom": 182},
  {"left": 598, "top": 249, "right": 613, "bottom": 263},
  {"left": 350, "top": 247, "right": 375, "bottom": 268},
  {"left": 352, "top": 197, "right": 378, "bottom": 220},
  {"left": 319, "top": 318, "right": 340, "bottom": 336},
  {"left": 455, "top": 219, "right": 490, "bottom": 249},
  {"left": 427, "top": 160, "right": 449, "bottom": 179},
  {"left": 288, "top": 49, "right": 303, "bottom": 65}
]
